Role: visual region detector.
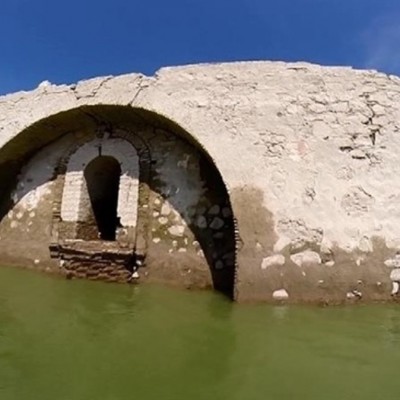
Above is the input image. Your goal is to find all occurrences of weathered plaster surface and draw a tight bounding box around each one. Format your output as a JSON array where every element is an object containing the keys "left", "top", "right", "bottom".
[{"left": 1, "top": 60, "right": 400, "bottom": 302}]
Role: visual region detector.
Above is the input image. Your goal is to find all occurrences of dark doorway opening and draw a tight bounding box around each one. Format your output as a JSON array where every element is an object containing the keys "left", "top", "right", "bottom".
[{"left": 84, "top": 156, "right": 121, "bottom": 241}]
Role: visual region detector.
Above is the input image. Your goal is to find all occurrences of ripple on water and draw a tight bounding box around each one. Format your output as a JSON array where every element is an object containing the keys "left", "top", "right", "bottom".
[{"left": 1, "top": 265, "right": 400, "bottom": 400}]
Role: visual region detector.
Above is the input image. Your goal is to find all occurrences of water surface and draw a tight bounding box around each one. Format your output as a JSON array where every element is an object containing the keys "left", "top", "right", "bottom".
[{"left": 1, "top": 266, "right": 400, "bottom": 400}]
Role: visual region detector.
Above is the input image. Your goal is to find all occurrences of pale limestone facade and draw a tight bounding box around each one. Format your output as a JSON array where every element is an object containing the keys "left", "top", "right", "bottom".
[{"left": 1, "top": 61, "right": 400, "bottom": 303}]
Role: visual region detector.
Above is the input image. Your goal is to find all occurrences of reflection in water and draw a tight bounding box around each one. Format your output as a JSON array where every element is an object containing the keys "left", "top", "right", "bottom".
[
  {"left": 381, "top": 306, "right": 400, "bottom": 345},
  {"left": 271, "top": 305, "right": 290, "bottom": 321},
  {"left": 178, "top": 294, "right": 235, "bottom": 400},
  {"left": 1, "top": 266, "right": 400, "bottom": 400}
]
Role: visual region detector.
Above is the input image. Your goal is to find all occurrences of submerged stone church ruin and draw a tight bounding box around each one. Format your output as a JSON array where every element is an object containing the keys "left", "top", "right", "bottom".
[{"left": 1, "top": 61, "right": 400, "bottom": 303}]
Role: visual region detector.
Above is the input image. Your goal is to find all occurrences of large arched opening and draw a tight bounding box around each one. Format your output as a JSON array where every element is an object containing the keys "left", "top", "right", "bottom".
[{"left": 0, "top": 105, "right": 237, "bottom": 298}]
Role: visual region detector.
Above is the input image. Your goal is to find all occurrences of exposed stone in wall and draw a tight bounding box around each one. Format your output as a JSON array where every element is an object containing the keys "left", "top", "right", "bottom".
[
  {"left": 341, "top": 186, "right": 375, "bottom": 217},
  {"left": 2, "top": 60, "right": 400, "bottom": 302},
  {"left": 145, "top": 127, "right": 235, "bottom": 295}
]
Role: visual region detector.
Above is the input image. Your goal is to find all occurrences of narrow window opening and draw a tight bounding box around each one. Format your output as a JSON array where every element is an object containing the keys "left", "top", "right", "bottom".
[{"left": 84, "top": 156, "right": 121, "bottom": 241}]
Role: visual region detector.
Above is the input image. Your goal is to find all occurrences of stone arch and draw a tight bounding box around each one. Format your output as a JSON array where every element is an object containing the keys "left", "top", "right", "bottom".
[{"left": 0, "top": 105, "right": 238, "bottom": 299}]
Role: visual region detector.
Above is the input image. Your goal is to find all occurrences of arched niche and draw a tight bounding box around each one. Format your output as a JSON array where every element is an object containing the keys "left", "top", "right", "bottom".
[{"left": 60, "top": 137, "right": 139, "bottom": 244}]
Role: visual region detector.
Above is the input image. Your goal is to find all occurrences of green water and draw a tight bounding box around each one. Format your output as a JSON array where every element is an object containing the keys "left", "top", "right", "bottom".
[{"left": 1, "top": 266, "right": 400, "bottom": 400}]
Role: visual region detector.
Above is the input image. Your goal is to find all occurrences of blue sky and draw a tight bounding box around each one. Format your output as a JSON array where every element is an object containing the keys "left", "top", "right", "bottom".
[{"left": 1, "top": 0, "right": 400, "bottom": 94}]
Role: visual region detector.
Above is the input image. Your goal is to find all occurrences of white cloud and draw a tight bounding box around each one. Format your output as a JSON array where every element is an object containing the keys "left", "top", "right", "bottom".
[{"left": 362, "top": 14, "right": 400, "bottom": 75}]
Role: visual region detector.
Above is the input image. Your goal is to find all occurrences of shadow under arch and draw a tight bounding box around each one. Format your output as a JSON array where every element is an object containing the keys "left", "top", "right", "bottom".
[
  {"left": 0, "top": 105, "right": 238, "bottom": 299},
  {"left": 84, "top": 155, "right": 122, "bottom": 241}
]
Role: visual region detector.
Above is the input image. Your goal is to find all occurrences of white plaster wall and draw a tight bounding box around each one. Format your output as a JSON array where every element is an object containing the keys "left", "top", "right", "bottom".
[
  {"left": 0, "top": 134, "right": 79, "bottom": 265},
  {"left": 1, "top": 61, "right": 400, "bottom": 252},
  {"left": 61, "top": 137, "right": 139, "bottom": 227},
  {"left": 11, "top": 137, "right": 69, "bottom": 212}
]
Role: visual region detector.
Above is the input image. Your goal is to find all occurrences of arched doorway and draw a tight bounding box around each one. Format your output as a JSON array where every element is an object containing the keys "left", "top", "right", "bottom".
[{"left": 84, "top": 156, "right": 121, "bottom": 241}]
